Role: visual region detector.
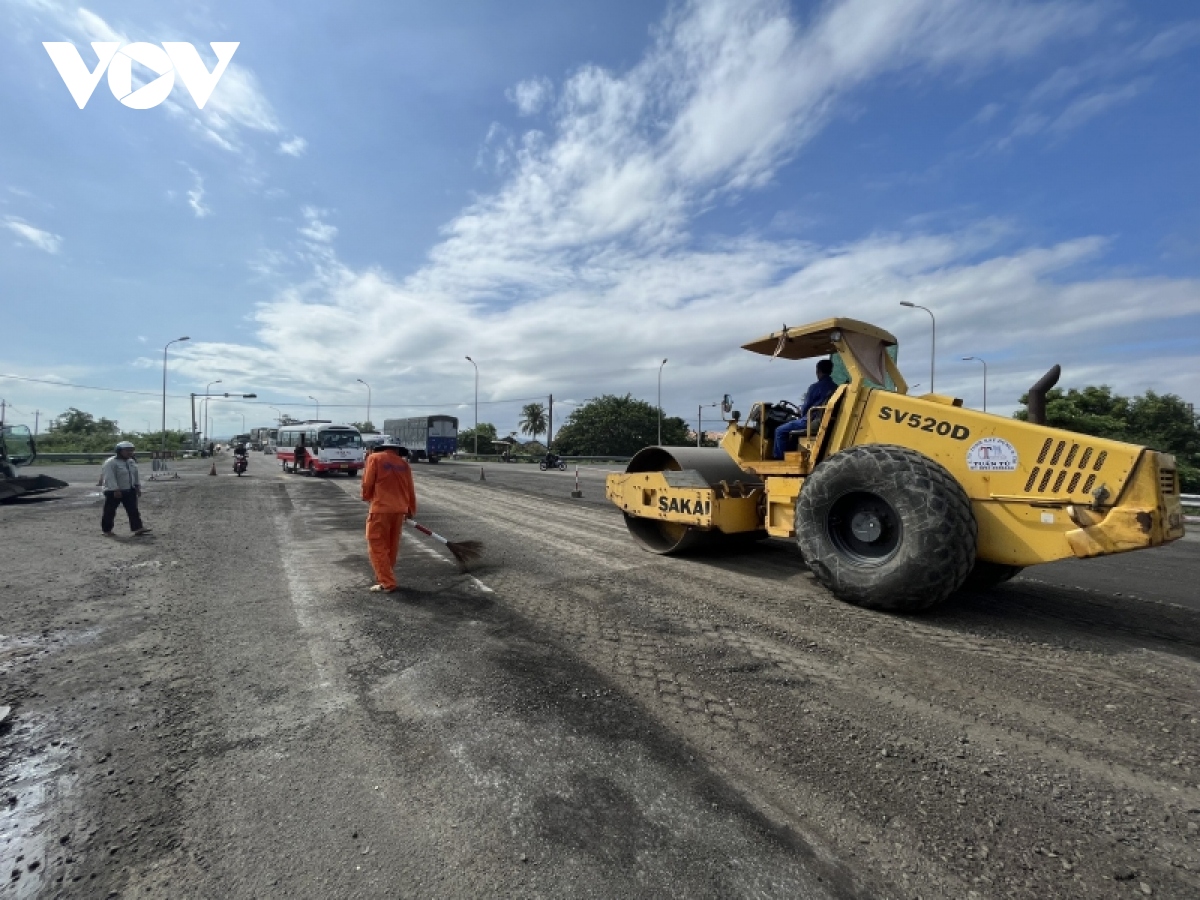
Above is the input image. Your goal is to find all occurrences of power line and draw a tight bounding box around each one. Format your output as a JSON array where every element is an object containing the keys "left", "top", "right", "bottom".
[
  {"left": 1, "top": 374, "right": 163, "bottom": 397},
  {"left": 0, "top": 373, "right": 542, "bottom": 408}
]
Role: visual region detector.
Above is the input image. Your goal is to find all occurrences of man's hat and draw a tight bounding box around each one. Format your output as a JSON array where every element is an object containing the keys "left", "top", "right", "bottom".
[
  {"left": 377, "top": 439, "right": 404, "bottom": 450},
  {"left": 115, "top": 440, "right": 136, "bottom": 451}
]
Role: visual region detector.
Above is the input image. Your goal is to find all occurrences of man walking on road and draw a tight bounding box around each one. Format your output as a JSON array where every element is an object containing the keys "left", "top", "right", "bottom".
[
  {"left": 101, "top": 441, "right": 151, "bottom": 537},
  {"left": 360, "top": 440, "right": 417, "bottom": 593}
]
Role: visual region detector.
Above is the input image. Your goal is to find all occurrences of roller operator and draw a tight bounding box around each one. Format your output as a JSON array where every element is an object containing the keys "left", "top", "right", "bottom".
[{"left": 772, "top": 358, "right": 836, "bottom": 459}]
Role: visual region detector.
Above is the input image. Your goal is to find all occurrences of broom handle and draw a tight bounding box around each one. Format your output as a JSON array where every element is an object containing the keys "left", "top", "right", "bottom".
[{"left": 407, "top": 519, "right": 450, "bottom": 546}]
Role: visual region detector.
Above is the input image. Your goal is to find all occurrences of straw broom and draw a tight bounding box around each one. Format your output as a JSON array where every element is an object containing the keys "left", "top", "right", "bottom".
[{"left": 406, "top": 519, "right": 483, "bottom": 571}]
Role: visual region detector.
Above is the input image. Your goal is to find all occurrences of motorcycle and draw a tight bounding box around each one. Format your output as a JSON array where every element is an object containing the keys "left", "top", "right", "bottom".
[
  {"left": 538, "top": 452, "right": 567, "bottom": 471},
  {"left": 233, "top": 453, "right": 249, "bottom": 476}
]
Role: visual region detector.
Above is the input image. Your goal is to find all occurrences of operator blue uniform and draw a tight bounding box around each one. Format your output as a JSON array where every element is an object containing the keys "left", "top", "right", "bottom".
[{"left": 773, "top": 374, "right": 837, "bottom": 459}]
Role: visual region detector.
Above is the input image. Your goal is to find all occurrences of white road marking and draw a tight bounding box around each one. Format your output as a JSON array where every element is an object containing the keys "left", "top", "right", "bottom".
[
  {"left": 407, "top": 534, "right": 495, "bottom": 593},
  {"left": 274, "top": 511, "right": 354, "bottom": 712}
]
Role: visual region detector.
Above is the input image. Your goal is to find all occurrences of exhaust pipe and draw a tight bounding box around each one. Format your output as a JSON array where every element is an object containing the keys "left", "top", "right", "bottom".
[{"left": 1027, "top": 365, "right": 1061, "bottom": 425}]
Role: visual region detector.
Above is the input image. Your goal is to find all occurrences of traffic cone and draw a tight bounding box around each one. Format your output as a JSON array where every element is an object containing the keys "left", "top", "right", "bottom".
[
  {"left": 209, "top": 459, "right": 217, "bottom": 476},
  {"left": 480, "top": 466, "right": 486, "bottom": 481}
]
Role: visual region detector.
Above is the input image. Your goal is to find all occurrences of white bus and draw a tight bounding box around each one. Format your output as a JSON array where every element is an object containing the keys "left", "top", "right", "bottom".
[{"left": 276, "top": 422, "right": 366, "bottom": 476}]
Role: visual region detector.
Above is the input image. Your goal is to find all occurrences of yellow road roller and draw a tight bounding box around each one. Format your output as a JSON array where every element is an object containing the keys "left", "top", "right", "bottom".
[{"left": 606, "top": 318, "right": 1186, "bottom": 612}]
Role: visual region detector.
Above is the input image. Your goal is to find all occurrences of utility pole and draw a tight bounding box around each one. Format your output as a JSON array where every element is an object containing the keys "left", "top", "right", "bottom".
[
  {"left": 547, "top": 394, "right": 553, "bottom": 448},
  {"left": 34, "top": 409, "right": 40, "bottom": 436}
]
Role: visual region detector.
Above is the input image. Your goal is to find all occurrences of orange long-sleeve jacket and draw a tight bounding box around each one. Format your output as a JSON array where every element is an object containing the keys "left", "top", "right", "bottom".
[{"left": 361, "top": 451, "right": 418, "bottom": 515}]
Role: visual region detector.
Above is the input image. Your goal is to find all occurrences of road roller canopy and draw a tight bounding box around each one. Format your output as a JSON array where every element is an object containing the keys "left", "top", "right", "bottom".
[{"left": 741, "top": 318, "right": 897, "bottom": 361}]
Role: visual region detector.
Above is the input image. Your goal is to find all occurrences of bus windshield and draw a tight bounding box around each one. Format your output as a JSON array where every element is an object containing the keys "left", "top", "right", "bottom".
[{"left": 320, "top": 430, "right": 362, "bottom": 448}]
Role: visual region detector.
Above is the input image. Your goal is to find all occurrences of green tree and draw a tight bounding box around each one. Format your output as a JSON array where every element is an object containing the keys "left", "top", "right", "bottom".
[
  {"left": 518, "top": 403, "right": 547, "bottom": 441},
  {"left": 349, "top": 420, "right": 376, "bottom": 432},
  {"left": 458, "top": 421, "right": 497, "bottom": 454},
  {"left": 1015, "top": 386, "right": 1200, "bottom": 491},
  {"left": 50, "top": 407, "right": 119, "bottom": 436},
  {"left": 552, "top": 394, "right": 691, "bottom": 456}
]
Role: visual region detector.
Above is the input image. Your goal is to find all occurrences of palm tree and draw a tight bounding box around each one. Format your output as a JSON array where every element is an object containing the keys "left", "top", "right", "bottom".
[{"left": 518, "top": 402, "right": 548, "bottom": 442}]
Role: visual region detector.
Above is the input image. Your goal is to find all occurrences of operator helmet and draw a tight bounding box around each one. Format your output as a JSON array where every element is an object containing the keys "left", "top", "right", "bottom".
[{"left": 115, "top": 441, "right": 136, "bottom": 451}]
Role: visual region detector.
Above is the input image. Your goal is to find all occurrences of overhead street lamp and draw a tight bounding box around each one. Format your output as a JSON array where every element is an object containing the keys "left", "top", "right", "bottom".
[
  {"left": 465, "top": 356, "right": 478, "bottom": 456},
  {"left": 356, "top": 378, "right": 371, "bottom": 429},
  {"left": 962, "top": 356, "right": 988, "bottom": 412},
  {"left": 657, "top": 358, "right": 668, "bottom": 446},
  {"left": 268, "top": 406, "right": 284, "bottom": 425},
  {"left": 204, "top": 389, "right": 257, "bottom": 444},
  {"left": 161, "top": 336, "right": 189, "bottom": 449},
  {"left": 308, "top": 396, "right": 319, "bottom": 421},
  {"left": 202, "top": 380, "right": 222, "bottom": 444},
  {"left": 899, "top": 302, "right": 935, "bottom": 393}
]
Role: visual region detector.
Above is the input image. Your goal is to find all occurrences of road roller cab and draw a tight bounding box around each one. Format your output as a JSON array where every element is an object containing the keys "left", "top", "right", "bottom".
[{"left": 606, "top": 317, "right": 1186, "bottom": 613}]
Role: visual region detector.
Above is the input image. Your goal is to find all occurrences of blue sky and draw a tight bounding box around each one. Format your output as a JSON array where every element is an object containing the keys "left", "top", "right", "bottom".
[{"left": 1, "top": 0, "right": 1198, "bottom": 440}]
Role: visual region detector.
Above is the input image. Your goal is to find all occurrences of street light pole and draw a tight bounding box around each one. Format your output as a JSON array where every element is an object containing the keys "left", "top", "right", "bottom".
[
  {"left": 203, "top": 380, "right": 222, "bottom": 445},
  {"left": 268, "top": 406, "right": 284, "bottom": 425},
  {"left": 161, "top": 336, "right": 189, "bottom": 449},
  {"left": 308, "top": 396, "right": 319, "bottom": 421},
  {"left": 962, "top": 356, "right": 988, "bottom": 412},
  {"left": 657, "top": 359, "right": 668, "bottom": 445},
  {"left": 465, "top": 356, "right": 478, "bottom": 455},
  {"left": 899, "top": 301, "right": 936, "bottom": 393},
  {"left": 356, "top": 378, "right": 371, "bottom": 429}
]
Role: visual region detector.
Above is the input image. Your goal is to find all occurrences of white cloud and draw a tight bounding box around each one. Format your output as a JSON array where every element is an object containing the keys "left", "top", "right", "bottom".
[
  {"left": 3, "top": 216, "right": 62, "bottom": 253},
  {"left": 162, "top": 0, "right": 1198, "bottom": 417},
  {"left": 298, "top": 206, "right": 337, "bottom": 244},
  {"left": 278, "top": 136, "right": 308, "bottom": 157},
  {"left": 1048, "top": 80, "right": 1144, "bottom": 135},
  {"left": 186, "top": 170, "right": 211, "bottom": 218},
  {"left": 990, "top": 19, "right": 1197, "bottom": 149},
  {"left": 971, "top": 101, "right": 1002, "bottom": 125},
  {"left": 507, "top": 77, "right": 553, "bottom": 116}
]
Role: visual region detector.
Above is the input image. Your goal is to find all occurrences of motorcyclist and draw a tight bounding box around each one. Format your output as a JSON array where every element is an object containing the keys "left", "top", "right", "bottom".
[{"left": 233, "top": 442, "right": 249, "bottom": 472}]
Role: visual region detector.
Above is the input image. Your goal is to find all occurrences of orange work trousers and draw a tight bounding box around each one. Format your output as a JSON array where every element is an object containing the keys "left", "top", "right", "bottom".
[{"left": 366, "top": 511, "right": 404, "bottom": 590}]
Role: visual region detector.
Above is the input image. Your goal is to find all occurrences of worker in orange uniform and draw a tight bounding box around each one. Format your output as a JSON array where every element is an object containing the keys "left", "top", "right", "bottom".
[{"left": 360, "top": 440, "right": 418, "bottom": 593}]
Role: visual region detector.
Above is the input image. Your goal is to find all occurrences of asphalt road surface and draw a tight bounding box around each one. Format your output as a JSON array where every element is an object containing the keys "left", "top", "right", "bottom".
[{"left": 2, "top": 456, "right": 1198, "bottom": 898}]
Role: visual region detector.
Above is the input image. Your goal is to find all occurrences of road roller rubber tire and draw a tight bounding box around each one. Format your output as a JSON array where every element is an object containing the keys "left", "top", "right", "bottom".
[{"left": 796, "top": 444, "right": 976, "bottom": 613}]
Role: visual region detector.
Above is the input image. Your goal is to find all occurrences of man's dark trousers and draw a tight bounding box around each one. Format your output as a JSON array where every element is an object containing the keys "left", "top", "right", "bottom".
[{"left": 102, "top": 490, "right": 143, "bottom": 533}]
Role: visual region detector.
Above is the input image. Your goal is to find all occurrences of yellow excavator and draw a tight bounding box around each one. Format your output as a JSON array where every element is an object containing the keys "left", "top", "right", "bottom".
[{"left": 606, "top": 318, "right": 1186, "bottom": 612}]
